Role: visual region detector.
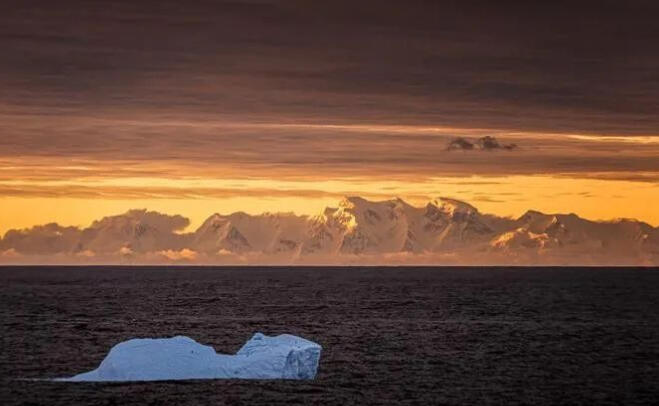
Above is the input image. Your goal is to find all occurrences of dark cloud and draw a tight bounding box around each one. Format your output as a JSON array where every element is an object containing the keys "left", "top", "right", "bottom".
[
  {"left": 447, "top": 136, "right": 518, "bottom": 151},
  {"left": 477, "top": 136, "right": 517, "bottom": 151},
  {"left": 447, "top": 138, "right": 475, "bottom": 151}
]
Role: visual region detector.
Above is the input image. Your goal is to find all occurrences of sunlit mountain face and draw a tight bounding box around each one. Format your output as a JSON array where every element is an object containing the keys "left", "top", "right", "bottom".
[
  {"left": 1, "top": 197, "right": 657, "bottom": 265},
  {"left": 1, "top": 1, "right": 657, "bottom": 264}
]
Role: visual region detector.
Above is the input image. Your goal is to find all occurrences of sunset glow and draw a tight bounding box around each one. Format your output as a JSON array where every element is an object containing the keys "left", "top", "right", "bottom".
[
  {"left": 1, "top": 173, "right": 658, "bottom": 237},
  {"left": 1, "top": 1, "right": 657, "bottom": 265}
]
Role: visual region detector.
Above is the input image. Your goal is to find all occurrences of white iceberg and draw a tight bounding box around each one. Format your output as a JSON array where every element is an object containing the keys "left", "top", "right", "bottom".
[{"left": 59, "top": 333, "right": 321, "bottom": 382}]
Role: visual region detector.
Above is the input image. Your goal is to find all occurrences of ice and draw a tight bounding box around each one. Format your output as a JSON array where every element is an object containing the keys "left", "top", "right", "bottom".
[{"left": 59, "top": 333, "right": 321, "bottom": 382}]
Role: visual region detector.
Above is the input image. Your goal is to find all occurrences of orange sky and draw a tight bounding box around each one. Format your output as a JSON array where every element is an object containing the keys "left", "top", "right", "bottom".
[
  {"left": 1, "top": 2, "right": 658, "bottom": 237},
  {"left": 1, "top": 149, "right": 658, "bottom": 235}
]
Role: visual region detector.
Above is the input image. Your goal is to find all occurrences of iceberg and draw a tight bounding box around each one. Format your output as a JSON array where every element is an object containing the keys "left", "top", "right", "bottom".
[{"left": 59, "top": 333, "right": 321, "bottom": 382}]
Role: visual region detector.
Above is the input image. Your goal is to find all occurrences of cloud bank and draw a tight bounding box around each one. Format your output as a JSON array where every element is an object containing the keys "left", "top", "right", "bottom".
[
  {"left": 0, "top": 1, "right": 657, "bottom": 188},
  {"left": 2, "top": 1, "right": 658, "bottom": 135},
  {"left": 1, "top": 197, "right": 657, "bottom": 265}
]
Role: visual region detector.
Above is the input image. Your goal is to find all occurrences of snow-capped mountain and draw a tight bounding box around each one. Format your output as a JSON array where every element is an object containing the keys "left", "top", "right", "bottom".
[
  {"left": 303, "top": 196, "right": 509, "bottom": 255},
  {"left": 1, "top": 197, "right": 658, "bottom": 264},
  {"left": 312, "top": 197, "right": 415, "bottom": 254},
  {"left": 192, "top": 212, "right": 308, "bottom": 255},
  {"left": 0, "top": 223, "right": 80, "bottom": 255},
  {"left": 74, "top": 209, "right": 190, "bottom": 255},
  {"left": 490, "top": 209, "right": 659, "bottom": 263}
]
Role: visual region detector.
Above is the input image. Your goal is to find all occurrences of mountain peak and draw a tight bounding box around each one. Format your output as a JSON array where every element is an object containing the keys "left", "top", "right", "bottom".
[
  {"left": 518, "top": 210, "right": 546, "bottom": 221},
  {"left": 338, "top": 196, "right": 368, "bottom": 208},
  {"left": 431, "top": 197, "right": 478, "bottom": 215}
]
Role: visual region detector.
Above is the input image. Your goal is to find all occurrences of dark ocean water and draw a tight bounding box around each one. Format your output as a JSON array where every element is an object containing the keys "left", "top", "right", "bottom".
[{"left": 1, "top": 266, "right": 658, "bottom": 405}]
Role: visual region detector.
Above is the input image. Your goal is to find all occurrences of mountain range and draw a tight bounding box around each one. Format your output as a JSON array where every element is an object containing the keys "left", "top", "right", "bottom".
[{"left": 1, "top": 196, "right": 658, "bottom": 265}]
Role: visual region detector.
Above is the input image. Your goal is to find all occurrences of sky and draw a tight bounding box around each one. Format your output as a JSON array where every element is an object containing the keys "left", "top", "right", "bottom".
[{"left": 1, "top": 0, "right": 658, "bottom": 235}]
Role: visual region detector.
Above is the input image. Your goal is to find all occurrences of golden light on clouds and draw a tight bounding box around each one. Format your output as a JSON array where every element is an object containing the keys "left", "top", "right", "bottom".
[{"left": 1, "top": 115, "right": 658, "bottom": 238}]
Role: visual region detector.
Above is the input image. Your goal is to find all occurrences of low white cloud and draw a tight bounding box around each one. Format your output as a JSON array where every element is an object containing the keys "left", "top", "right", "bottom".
[
  {"left": 158, "top": 248, "right": 198, "bottom": 261},
  {"left": 0, "top": 248, "right": 21, "bottom": 258},
  {"left": 75, "top": 249, "right": 95, "bottom": 258}
]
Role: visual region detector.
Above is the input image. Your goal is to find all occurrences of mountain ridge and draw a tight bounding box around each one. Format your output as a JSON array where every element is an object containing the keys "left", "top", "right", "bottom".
[{"left": 1, "top": 196, "right": 658, "bottom": 265}]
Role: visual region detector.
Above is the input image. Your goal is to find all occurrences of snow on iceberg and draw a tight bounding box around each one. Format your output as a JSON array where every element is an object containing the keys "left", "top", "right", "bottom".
[{"left": 59, "top": 333, "right": 321, "bottom": 382}]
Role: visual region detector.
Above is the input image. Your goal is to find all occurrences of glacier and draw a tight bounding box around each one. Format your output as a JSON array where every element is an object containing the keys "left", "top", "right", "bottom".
[{"left": 58, "top": 333, "right": 321, "bottom": 382}]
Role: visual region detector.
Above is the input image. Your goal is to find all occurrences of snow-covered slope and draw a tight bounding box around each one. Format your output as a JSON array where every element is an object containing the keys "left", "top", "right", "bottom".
[
  {"left": 313, "top": 197, "right": 416, "bottom": 254},
  {"left": 59, "top": 333, "right": 321, "bottom": 381},
  {"left": 74, "top": 210, "right": 190, "bottom": 255},
  {"left": 0, "top": 223, "right": 80, "bottom": 255},
  {"left": 192, "top": 212, "right": 309, "bottom": 256},
  {"left": 304, "top": 196, "right": 506, "bottom": 255},
  {"left": 491, "top": 210, "right": 658, "bottom": 259},
  {"left": 422, "top": 198, "right": 500, "bottom": 250}
]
